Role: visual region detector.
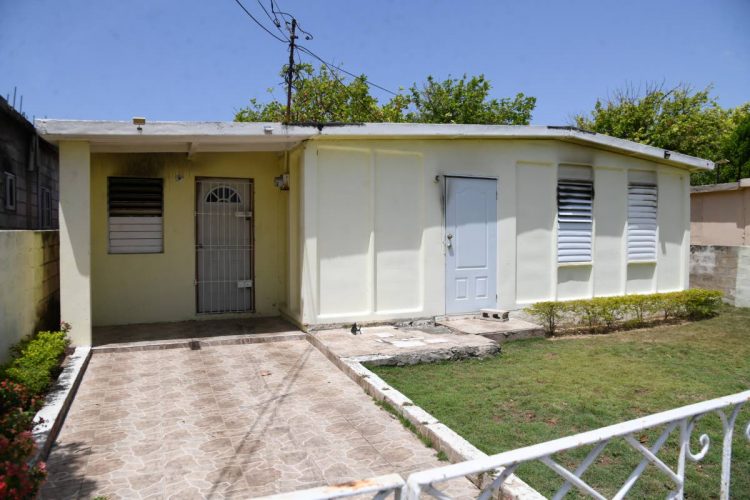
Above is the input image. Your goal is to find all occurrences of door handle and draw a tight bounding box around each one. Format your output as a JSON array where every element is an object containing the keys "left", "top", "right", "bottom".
[{"left": 446, "top": 233, "right": 453, "bottom": 248}]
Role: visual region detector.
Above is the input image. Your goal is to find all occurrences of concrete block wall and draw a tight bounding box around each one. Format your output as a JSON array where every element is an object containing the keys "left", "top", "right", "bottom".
[
  {"left": 0, "top": 230, "right": 60, "bottom": 361},
  {"left": 690, "top": 245, "right": 750, "bottom": 307}
]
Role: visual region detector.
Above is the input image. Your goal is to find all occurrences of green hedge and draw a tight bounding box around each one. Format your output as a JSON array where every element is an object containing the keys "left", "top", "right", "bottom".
[
  {"left": 525, "top": 289, "right": 723, "bottom": 336},
  {"left": 1, "top": 331, "right": 70, "bottom": 395}
]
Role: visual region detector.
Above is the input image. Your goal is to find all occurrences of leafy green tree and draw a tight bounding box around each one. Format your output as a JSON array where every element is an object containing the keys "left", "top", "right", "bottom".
[
  {"left": 405, "top": 74, "right": 535, "bottom": 125},
  {"left": 234, "top": 63, "right": 395, "bottom": 123},
  {"left": 573, "top": 83, "right": 750, "bottom": 184},
  {"left": 574, "top": 84, "right": 731, "bottom": 160},
  {"left": 721, "top": 106, "right": 750, "bottom": 181},
  {"left": 235, "top": 65, "right": 535, "bottom": 125}
]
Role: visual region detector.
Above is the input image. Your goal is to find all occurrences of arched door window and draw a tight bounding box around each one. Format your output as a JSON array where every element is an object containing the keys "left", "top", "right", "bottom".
[{"left": 205, "top": 186, "right": 241, "bottom": 203}]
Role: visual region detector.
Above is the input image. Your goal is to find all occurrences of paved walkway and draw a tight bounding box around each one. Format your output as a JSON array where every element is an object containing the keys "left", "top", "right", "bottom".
[{"left": 42, "top": 339, "right": 477, "bottom": 499}]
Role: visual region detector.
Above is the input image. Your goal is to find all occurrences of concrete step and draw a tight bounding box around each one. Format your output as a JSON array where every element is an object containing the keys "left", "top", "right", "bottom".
[
  {"left": 479, "top": 308, "right": 509, "bottom": 322},
  {"left": 435, "top": 316, "right": 545, "bottom": 344}
]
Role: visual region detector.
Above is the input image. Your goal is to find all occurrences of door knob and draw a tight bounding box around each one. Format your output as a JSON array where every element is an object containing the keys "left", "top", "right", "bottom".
[{"left": 446, "top": 233, "right": 453, "bottom": 248}]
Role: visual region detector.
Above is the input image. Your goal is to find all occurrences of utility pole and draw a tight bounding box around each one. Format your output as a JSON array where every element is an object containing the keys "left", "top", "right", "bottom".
[{"left": 285, "top": 18, "right": 297, "bottom": 125}]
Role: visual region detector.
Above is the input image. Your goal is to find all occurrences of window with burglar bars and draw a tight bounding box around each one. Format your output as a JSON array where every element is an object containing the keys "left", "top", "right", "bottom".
[
  {"left": 557, "top": 174, "right": 594, "bottom": 264},
  {"left": 627, "top": 183, "right": 658, "bottom": 261},
  {"left": 107, "top": 177, "right": 163, "bottom": 254}
]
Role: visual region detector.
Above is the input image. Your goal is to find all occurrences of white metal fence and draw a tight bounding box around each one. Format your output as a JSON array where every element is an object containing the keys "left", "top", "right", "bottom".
[{"left": 258, "top": 390, "right": 750, "bottom": 500}]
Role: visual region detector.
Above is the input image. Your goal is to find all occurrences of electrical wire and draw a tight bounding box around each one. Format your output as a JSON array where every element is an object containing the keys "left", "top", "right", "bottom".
[
  {"left": 297, "top": 45, "right": 398, "bottom": 96},
  {"left": 255, "top": 0, "right": 278, "bottom": 26},
  {"left": 231, "top": 0, "right": 400, "bottom": 97},
  {"left": 232, "top": 0, "right": 288, "bottom": 43}
]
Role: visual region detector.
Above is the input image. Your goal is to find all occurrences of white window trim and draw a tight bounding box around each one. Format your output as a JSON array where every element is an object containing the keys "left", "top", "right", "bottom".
[
  {"left": 557, "top": 176, "right": 594, "bottom": 265},
  {"left": 107, "top": 177, "right": 164, "bottom": 254},
  {"left": 627, "top": 182, "right": 658, "bottom": 263}
]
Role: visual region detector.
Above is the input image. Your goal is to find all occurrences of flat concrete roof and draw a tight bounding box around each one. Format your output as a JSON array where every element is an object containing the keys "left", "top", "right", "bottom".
[
  {"left": 35, "top": 119, "right": 714, "bottom": 171},
  {"left": 691, "top": 178, "right": 750, "bottom": 193}
]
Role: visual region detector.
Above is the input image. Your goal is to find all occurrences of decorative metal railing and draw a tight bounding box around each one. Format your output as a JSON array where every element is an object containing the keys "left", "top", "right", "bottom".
[
  {"left": 256, "top": 391, "right": 750, "bottom": 500},
  {"left": 405, "top": 390, "right": 750, "bottom": 500}
]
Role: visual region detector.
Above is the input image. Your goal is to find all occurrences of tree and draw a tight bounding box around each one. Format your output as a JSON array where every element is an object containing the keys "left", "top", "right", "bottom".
[
  {"left": 574, "top": 83, "right": 732, "bottom": 160},
  {"left": 405, "top": 75, "right": 535, "bottom": 125},
  {"left": 234, "top": 65, "right": 535, "bottom": 125},
  {"left": 234, "top": 63, "right": 397, "bottom": 123},
  {"left": 572, "top": 83, "right": 750, "bottom": 185},
  {"left": 720, "top": 108, "right": 750, "bottom": 181}
]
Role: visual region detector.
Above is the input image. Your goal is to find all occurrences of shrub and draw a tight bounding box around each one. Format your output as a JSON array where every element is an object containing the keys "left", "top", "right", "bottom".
[
  {"left": 570, "top": 299, "right": 601, "bottom": 333},
  {"left": 2, "top": 331, "right": 69, "bottom": 395},
  {"left": 0, "top": 380, "right": 46, "bottom": 499},
  {"left": 525, "top": 301, "right": 566, "bottom": 336},
  {"left": 593, "top": 296, "right": 625, "bottom": 330},
  {"left": 681, "top": 289, "right": 723, "bottom": 319},
  {"left": 524, "top": 289, "right": 723, "bottom": 336}
]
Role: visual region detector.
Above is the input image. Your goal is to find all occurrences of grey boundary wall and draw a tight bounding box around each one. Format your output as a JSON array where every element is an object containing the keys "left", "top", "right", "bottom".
[
  {"left": 307, "top": 332, "right": 544, "bottom": 500},
  {"left": 690, "top": 245, "right": 750, "bottom": 307},
  {"left": 0, "top": 229, "right": 60, "bottom": 362}
]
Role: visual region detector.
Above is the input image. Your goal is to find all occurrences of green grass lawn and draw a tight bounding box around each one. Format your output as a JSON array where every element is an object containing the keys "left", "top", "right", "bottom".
[{"left": 372, "top": 307, "right": 750, "bottom": 498}]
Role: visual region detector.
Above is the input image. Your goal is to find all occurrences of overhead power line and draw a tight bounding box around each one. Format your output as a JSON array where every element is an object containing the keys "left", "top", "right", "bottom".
[
  {"left": 230, "top": 0, "right": 401, "bottom": 122},
  {"left": 232, "top": 0, "right": 287, "bottom": 43},
  {"left": 297, "top": 45, "right": 398, "bottom": 96}
]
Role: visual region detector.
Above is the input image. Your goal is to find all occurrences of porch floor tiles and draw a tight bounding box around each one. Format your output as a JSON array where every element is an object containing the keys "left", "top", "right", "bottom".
[
  {"left": 92, "top": 316, "right": 301, "bottom": 348},
  {"left": 41, "top": 339, "right": 478, "bottom": 499}
]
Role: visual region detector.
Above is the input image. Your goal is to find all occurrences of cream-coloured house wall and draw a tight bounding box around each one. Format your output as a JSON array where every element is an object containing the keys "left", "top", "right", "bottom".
[
  {"left": 281, "top": 148, "right": 302, "bottom": 323},
  {"left": 90, "top": 152, "right": 287, "bottom": 326},
  {"left": 299, "top": 139, "right": 691, "bottom": 326},
  {"left": 59, "top": 141, "right": 92, "bottom": 345}
]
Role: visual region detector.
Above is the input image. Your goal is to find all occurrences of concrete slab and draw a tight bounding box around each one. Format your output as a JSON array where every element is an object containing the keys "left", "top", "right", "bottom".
[
  {"left": 311, "top": 325, "right": 500, "bottom": 365},
  {"left": 437, "top": 317, "right": 545, "bottom": 343},
  {"left": 41, "top": 339, "right": 478, "bottom": 499},
  {"left": 93, "top": 316, "right": 302, "bottom": 348}
]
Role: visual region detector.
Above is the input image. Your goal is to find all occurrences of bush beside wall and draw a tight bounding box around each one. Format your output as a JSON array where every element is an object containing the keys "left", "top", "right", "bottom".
[
  {"left": 525, "top": 289, "right": 723, "bottom": 336},
  {"left": 0, "top": 329, "right": 69, "bottom": 498}
]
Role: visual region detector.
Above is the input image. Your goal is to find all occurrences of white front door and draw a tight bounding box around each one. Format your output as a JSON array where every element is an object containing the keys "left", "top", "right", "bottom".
[
  {"left": 445, "top": 177, "right": 497, "bottom": 314},
  {"left": 195, "top": 178, "right": 254, "bottom": 313}
]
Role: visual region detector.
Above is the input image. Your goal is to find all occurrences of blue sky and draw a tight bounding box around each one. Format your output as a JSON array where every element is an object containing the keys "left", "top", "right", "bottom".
[{"left": 1, "top": 0, "right": 748, "bottom": 125}]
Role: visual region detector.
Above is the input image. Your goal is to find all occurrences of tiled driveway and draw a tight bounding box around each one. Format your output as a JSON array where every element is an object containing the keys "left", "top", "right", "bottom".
[{"left": 42, "top": 339, "right": 477, "bottom": 499}]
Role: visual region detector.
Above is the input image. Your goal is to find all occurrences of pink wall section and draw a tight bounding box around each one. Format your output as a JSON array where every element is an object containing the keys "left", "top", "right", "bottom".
[{"left": 691, "top": 180, "right": 750, "bottom": 246}]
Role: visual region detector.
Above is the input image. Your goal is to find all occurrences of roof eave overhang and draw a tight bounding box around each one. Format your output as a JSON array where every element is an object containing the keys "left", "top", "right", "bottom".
[{"left": 34, "top": 120, "right": 714, "bottom": 171}]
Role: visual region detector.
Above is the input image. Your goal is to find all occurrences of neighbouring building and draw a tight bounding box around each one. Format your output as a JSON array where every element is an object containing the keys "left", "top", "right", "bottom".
[
  {"left": 0, "top": 97, "right": 60, "bottom": 360},
  {"left": 690, "top": 179, "right": 750, "bottom": 307},
  {"left": 35, "top": 120, "right": 713, "bottom": 346}
]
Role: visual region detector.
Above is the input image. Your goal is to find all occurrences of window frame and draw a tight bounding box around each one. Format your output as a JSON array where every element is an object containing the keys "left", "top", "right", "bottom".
[
  {"left": 40, "top": 187, "right": 52, "bottom": 228},
  {"left": 4, "top": 172, "right": 17, "bottom": 211},
  {"left": 627, "top": 182, "right": 658, "bottom": 263},
  {"left": 107, "top": 176, "right": 164, "bottom": 255},
  {"left": 556, "top": 168, "right": 594, "bottom": 266}
]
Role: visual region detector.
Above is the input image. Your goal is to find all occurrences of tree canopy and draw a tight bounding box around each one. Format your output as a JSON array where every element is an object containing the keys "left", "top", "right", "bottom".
[
  {"left": 573, "top": 84, "right": 750, "bottom": 184},
  {"left": 234, "top": 64, "right": 535, "bottom": 125}
]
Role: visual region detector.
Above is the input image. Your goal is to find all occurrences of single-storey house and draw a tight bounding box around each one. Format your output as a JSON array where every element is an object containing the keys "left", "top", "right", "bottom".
[{"left": 35, "top": 120, "right": 713, "bottom": 346}]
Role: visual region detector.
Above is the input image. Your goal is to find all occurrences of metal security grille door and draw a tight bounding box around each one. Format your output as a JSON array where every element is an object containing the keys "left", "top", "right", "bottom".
[
  {"left": 195, "top": 178, "right": 254, "bottom": 313},
  {"left": 445, "top": 177, "right": 497, "bottom": 314}
]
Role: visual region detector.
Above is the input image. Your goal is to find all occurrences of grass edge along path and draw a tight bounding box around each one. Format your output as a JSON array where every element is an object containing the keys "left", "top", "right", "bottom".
[{"left": 372, "top": 307, "right": 750, "bottom": 498}]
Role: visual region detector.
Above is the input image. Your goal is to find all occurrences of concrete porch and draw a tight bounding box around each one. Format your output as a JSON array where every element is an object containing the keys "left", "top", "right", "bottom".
[{"left": 92, "top": 317, "right": 304, "bottom": 351}]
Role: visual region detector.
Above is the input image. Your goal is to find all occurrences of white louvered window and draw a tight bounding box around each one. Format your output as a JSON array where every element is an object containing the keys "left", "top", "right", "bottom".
[
  {"left": 108, "top": 177, "right": 163, "bottom": 254},
  {"left": 557, "top": 173, "right": 593, "bottom": 264},
  {"left": 627, "top": 183, "right": 658, "bottom": 261}
]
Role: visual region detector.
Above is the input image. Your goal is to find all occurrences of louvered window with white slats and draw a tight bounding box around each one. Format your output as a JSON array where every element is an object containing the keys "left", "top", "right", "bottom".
[
  {"left": 627, "top": 183, "right": 658, "bottom": 261},
  {"left": 557, "top": 173, "right": 593, "bottom": 264},
  {"left": 108, "top": 177, "right": 163, "bottom": 254}
]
